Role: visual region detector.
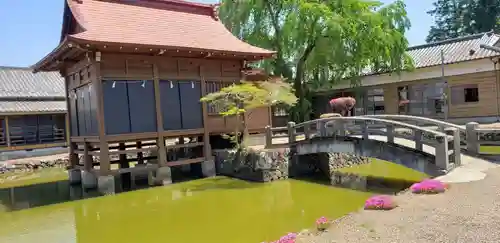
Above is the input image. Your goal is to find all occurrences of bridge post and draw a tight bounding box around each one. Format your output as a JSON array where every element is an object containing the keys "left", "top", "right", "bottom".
[
  {"left": 265, "top": 125, "right": 272, "bottom": 148},
  {"left": 385, "top": 124, "right": 395, "bottom": 143},
  {"left": 287, "top": 122, "right": 296, "bottom": 143},
  {"left": 414, "top": 130, "right": 423, "bottom": 151},
  {"left": 304, "top": 123, "right": 311, "bottom": 140},
  {"left": 465, "top": 122, "right": 480, "bottom": 154},
  {"left": 317, "top": 120, "right": 326, "bottom": 137},
  {"left": 445, "top": 127, "right": 461, "bottom": 166},
  {"left": 435, "top": 135, "right": 450, "bottom": 171},
  {"left": 336, "top": 120, "right": 346, "bottom": 137},
  {"left": 361, "top": 121, "right": 369, "bottom": 140}
]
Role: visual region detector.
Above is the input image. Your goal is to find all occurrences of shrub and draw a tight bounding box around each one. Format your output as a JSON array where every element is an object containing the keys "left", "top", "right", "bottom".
[
  {"left": 410, "top": 179, "right": 448, "bottom": 194},
  {"left": 364, "top": 195, "right": 398, "bottom": 210},
  {"left": 263, "top": 232, "right": 297, "bottom": 243},
  {"left": 315, "top": 216, "right": 330, "bottom": 231}
]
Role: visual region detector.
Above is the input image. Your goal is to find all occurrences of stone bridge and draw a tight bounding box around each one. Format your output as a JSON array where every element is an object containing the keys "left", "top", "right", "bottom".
[{"left": 264, "top": 115, "right": 500, "bottom": 179}]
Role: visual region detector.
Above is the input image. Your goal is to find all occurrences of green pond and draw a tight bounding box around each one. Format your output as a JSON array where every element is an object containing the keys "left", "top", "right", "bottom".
[{"left": 0, "top": 159, "right": 428, "bottom": 243}]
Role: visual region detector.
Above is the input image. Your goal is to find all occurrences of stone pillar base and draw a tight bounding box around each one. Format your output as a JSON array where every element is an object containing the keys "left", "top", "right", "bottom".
[
  {"left": 202, "top": 160, "right": 216, "bottom": 177},
  {"left": 98, "top": 175, "right": 116, "bottom": 195},
  {"left": 82, "top": 171, "right": 97, "bottom": 189},
  {"left": 149, "top": 166, "right": 172, "bottom": 186},
  {"left": 68, "top": 169, "right": 82, "bottom": 185}
]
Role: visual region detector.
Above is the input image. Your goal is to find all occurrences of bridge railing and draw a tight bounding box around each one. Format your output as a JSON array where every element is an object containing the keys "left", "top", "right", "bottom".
[
  {"left": 360, "top": 115, "right": 500, "bottom": 156},
  {"left": 265, "top": 116, "right": 461, "bottom": 171},
  {"left": 465, "top": 122, "right": 500, "bottom": 156},
  {"left": 359, "top": 114, "right": 466, "bottom": 145}
]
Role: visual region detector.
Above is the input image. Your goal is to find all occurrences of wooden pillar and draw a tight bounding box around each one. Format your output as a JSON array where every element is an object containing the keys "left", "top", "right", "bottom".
[
  {"left": 178, "top": 136, "right": 185, "bottom": 158},
  {"left": 136, "top": 141, "right": 144, "bottom": 165},
  {"left": 83, "top": 142, "right": 93, "bottom": 171},
  {"left": 65, "top": 113, "right": 70, "bottom": 144},
  {"left": 119, "top": 143, "right": 128, "bottom": 169},
  {"left": 153, "top": 64, "right": 167, "bottom": 166},
  {"left": 200, "top": 65, "right": 211, "bottom": 160},
  {"left": 92, "top": 53, "right": 110, "bottom": 174},
  {"left": 62, "top": 74, "right": 78, "bottom": 168},
  {"left": 5, "top": 116, "right": 11, "bottom": 147}
]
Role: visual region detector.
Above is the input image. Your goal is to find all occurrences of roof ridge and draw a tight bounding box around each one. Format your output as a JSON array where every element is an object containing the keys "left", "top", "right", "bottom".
[
  {"left": 408, "top": 31, "right": 494, "bottom": 51},
  {"left": 0, "top": 66, "right": 33, "bottom": 70}
]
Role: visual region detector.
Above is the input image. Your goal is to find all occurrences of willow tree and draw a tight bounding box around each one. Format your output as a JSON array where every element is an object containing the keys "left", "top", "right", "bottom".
[{"left": 218, "top": 0, "right": 414, "bottom": 122}]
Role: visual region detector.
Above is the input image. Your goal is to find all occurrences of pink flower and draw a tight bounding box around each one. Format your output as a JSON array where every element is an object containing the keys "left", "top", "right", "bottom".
[
  {"left": 364, "top": 195, "right": 397, "bottom": 210},
  {"left": 410, "top": 179, "right": 447, "bottom": 194},
  {"left": 315, "top": 216, "right": 330, "bottom": 231},
  {"left": 264, "top": 232, "right": 297, "bottom": 243}
]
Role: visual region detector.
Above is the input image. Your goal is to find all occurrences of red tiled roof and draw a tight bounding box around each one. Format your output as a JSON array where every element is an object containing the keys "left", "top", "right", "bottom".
[{"left": 65, "top": 0, "right": 274, "bottom": 56}]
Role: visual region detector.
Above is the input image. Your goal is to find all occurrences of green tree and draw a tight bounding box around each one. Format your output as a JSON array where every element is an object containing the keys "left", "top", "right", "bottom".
[
  {"left": 426, "top": 0, "right": 500, "bottom": 43},
  {"left": 218, "top": 0, "right": 413, "bottom": 122},
  {"left": 200, "top": 81, "right": 297, "bottom": 150}
]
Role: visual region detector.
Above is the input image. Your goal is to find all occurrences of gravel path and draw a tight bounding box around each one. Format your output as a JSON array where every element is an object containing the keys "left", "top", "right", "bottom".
[{"left": 297, "top": 166, "right": 500, "bottom": 243}]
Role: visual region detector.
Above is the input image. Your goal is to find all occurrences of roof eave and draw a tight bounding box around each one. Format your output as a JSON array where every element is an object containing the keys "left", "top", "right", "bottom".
[
  {"left": 32, "top": 37, "right": 82, "bottom": 73},
  {"left": 68, "top": 35, "right": 276, "bottom": 61}
]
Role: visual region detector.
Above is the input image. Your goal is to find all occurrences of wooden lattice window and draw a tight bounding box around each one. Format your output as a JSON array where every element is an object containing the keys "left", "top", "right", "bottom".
[
  {"left": 205, "top": 81, "right": 234, "bottom": 114},
  {"left": 273, "top": 106, "right": 288, "bottom": 117}
]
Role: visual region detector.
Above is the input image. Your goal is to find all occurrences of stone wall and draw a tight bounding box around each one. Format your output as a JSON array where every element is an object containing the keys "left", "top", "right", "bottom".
[
  {"left": 214, "top": 148, "right": 290, "bottom": 182},
  {"left": 290, "top": 152, "right": 370, "bottom": 180},
  {"left": 0, "top": 158, "right": 68, "bottom": 174}
]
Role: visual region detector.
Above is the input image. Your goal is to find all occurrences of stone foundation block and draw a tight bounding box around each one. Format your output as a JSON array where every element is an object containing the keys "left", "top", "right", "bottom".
[
  {"left": 98, "top": 175, "right": 116, "bottom": 195},
  {"left": 150, "top": 166, "right": 172, "bottom": 186},
  {"left": 68, "top": 168, "right": 82, "bottom": 185},
  {"left": 81, "top": 170, "right": 97, "bottom": 189},
  {"left": 202, "top": 160, "right": 216, "bottom": 177}
]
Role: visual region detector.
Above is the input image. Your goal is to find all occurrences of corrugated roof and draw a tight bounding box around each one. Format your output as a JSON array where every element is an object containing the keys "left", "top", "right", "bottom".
[
  {"left": 0, "top": 101, "right": 66, "bottom": 114},
  {"left": 407, "top": 31, "right": 500, "bottom": 69},
  {"left": 67, "top": 0, "right": 274, "bottom": 56},
  {"left": 359, "top": 32, "right": 500, "bottom": 77},
  {"left": 0, "top": 66, "right": 64, "bottom": 98}
]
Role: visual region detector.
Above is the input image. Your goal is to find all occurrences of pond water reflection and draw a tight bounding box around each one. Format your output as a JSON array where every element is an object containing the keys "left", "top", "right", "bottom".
[{"left": 0, "top": 159, "right": 428, "bottom": 243}]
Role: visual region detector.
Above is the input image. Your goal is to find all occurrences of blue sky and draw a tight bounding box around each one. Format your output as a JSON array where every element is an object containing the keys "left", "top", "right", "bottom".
[{"left": 0, "top": 0, "right": 434, "bottom": 67}]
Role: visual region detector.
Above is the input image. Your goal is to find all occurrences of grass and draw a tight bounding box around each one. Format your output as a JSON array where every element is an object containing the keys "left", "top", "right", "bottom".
[
  {"left": 480, "top": 146, "right": 500, "bottom": 155},
  {"left": 337, "top": 158, "right": 429, "bottom": 182},
  {"left": 0, "top": 168, "right": 67, "bottom": 189}
]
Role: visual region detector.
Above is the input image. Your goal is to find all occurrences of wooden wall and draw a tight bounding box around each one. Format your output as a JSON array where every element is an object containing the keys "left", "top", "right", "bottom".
[
  {"left": 79, "top": 54, "right": 271, "bottom": 137},
  {"left": 1, "top": 114, "right": 66, "bottom": 147},
  {"left": 66, "top": 58, "right": 98, "bottom": 137},
  {"left": 349, "top": 70, "right": 500, "bottom": 119},
  {"left": 447, "top": 71, "right": 500, "bottom": 118}
]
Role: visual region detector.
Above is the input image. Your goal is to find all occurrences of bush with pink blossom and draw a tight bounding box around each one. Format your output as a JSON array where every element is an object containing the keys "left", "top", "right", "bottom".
[
  {"left": 364, "top": 195, "right": 398, "bottom": 210},
  {"left": 262, "top": 232, "right": 297, "bottom": 243},
  {"left": 315, "top": 216, "right": 330, "bottom": 231},
  {"left": 410, "top": 179, "right": 448, "bottom": 194}
]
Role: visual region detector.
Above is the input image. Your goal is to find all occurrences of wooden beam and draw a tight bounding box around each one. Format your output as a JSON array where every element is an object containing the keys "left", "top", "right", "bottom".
[
  {"left": 153, "top": 63, "right": 167, "bottom": 167},
  {"left": 200, "top": 65, "right": 211, "bottom": 160},
  {"left": 167, "top": 157, "right": 204, "bottom": 167},
  {"left": 92, "top": 52, "right": 111, "bottom": 175},
  {"left": 83, "top": 142, "right": 93, "bottom": 171},
  {"left": 5, "top": 116, "right": 11, "bottom": 147}
]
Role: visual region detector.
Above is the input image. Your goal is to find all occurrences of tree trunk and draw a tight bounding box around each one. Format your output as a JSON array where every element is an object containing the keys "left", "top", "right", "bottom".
[{"left": 293, "top": 40, "right": 317, "bottom": 122}]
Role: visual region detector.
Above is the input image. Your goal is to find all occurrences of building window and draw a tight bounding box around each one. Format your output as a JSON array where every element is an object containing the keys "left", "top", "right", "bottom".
[
  {"left": 451, "top": 84, "right": 479, "bottom": 104},
  {"left": 205, "top": 81, "right": 233, "bottom": 114},
  {"left": 398, "top": 86, "right": 409, "bottom": 114},
  {"left": 464, "top": 87, "right": 479, "bottom": 102},
  {"left": 273, "top": 106, "right": 288, "bottom": 117},
  {"left": 366, "top": 88, "right": 385, "bottom": 115}
]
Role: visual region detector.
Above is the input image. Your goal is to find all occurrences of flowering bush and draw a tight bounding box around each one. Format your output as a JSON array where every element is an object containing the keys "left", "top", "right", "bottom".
[
  {"left": 263, "top": 232, "right": 297, "bottom": 243},
  {"left": 364, "top": 195, "right": 398, "bottom": 210},
  {"left": 410, "top": 179, "right": 448, "bottom": 194},
  {"left": 315, "top": 216, "right": 330, "bottom": 231}
]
